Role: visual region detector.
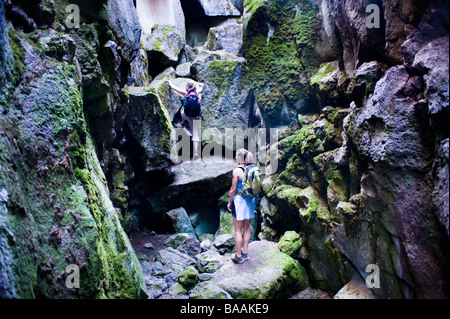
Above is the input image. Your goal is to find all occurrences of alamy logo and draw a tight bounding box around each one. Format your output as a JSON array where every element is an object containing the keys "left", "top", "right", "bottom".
[
  {"left": 65, "top": 264, "right": 80, "bottom": 289},
  {"left": 366, "top": 4, "right": 381, "bottom": 29},
  {"left": 65, "top": 4, "right": 80, "bottom": 29},
  {"left": 365, "top": 264, "right": 380, "bottom": 288}
]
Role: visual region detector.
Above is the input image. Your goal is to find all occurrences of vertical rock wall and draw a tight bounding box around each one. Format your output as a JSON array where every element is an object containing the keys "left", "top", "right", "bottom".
[
  {"left": 251, "top": 0, "right": 448, "bottom": 298},
  {"left": 0, "top": 0, "right": 147, "bottom": 298}
]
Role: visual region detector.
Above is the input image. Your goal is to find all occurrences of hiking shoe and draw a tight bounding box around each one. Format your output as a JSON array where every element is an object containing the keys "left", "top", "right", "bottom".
[
  {"left": 241, "top": 250, "right": 249, "bottom": 261},
  {"left": 231, "top": 254, "right": 244, "bottom": 264}
]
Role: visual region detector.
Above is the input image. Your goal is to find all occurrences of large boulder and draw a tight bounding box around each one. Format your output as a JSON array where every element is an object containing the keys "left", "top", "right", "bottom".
[
  {"left": 198, "top": 0, "right": 241, "bottom": 16},
  {"left": 163, "top": 208, "right": 198, "bottom": 238},
  {"left": 205, "top": 18, "right": 243, "bottom": 56},
  {"left": 195, "top": 56, "right": 252, "bottom": 149},
  {"left": 211, "top": 240, "right": 309, "bottom": 298},
  {"left": 333, "top": 273, "right": 376, "bottom": 299},
  {"left": 147, "top": 158, "right": 236, "bottom": 214},
  {"left": 124, "top": 86, "right": 174, "bottom": 172},
  {"left": 143, "top": 24, "right": 186, "bottom": 71}
]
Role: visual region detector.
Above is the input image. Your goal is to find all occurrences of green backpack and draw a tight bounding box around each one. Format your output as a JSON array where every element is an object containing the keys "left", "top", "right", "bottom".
[{"left": 238, "top": 164, "right": 262, "bottom": 198}]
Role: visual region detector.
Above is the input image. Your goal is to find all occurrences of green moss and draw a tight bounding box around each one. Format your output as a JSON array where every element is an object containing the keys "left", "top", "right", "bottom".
[
  {"left": 179, "top": 266, "right": 199, "bottom": 290},
  {"left": 244, "top": 0, "right": 266, "bottom": 16},
  {"left": 152, "top": 26, "right": 177, "bottom": 51},
  {"left": 277, "top": 154, "right": 304, "bottom": 186},
  {"left": 71, "top": 114, "right": 147, "bottom": 299},
  {"left": 1, "top": 21, "right": 146, "bottom": 299},
  {"left": 313, "top": 153, "right": 325, "bottom": 166},
  {"left": 207, "top": 60, "right": 240, "bottom": 99},
  {"left": 310, "top": 62, "right": 334, "bottom": 85},
  {"left": 7, "top": 28, "right": 26, "bottom": 85},
  {"left": 297, "top": 186, "right": 330, "bottom": 223},
  {"left": 274, "top": 184, "right": 302, "bottom": 202},
  {"left": 278, "top": 231, "right": 303, "bottom": 257},
  {"left": 243, "top": 0, "right": 321, "bottom": 124},
  {"left": 260, "top": 247, "right": 309, "bottom": 297},
  {"left": 326, "top": 169, "right": 349, "bottom": 203}
]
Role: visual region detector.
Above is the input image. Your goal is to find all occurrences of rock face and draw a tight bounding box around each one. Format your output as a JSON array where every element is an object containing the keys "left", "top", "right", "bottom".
[
  {"left": 124, "top": 86, "right": 174, "bottom": 172},
  {"left": 198, "top": 0, "right": 241, "bottom": 16},
  {"left": 136, "top": 0, "right": 186, "bottom": 38},
  {"left": 258, "top": 0, "right": 449, "bottom": 299},
  {"left": 205, "top": 18, "right": 243, "bottom": 55},
  {"left": 195, "top": 56, "right": 252, "bottom": 147},
  {"left": 0, "top": 0, "right": 147, "bottom": 297},
  {"left": 242, "top": 0, "right": 339, "bottom": 126},
  {"left": 107, "top": 0, "right": 142, "bottom": 62}
]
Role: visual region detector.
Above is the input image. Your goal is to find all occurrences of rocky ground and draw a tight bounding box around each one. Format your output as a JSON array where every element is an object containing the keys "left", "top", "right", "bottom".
[{"left": 129, "top": 230, "right": 334, "bottom": 299}]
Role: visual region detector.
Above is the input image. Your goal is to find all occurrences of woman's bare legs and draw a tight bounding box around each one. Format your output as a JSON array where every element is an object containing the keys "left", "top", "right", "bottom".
[
  {"left": 233, "top": 217, "right": 243, "bottom": 257},
  {"left": 242, "top": 219, "right": 251, "bottom": 254},
  {"left": 234, "top": 218, "right": 251, "bottom": 256}
]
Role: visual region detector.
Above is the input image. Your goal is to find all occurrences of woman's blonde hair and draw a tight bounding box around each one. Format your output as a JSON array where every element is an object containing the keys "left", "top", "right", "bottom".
[
  {"left": 236, "top": 148, "right": 248, "bottom": 163},
  {"left": 236, "top": 149, "right": 254, "bottom": 165},
  {"left": 245, "top": 151, "right": 254, "bottom": 165}
]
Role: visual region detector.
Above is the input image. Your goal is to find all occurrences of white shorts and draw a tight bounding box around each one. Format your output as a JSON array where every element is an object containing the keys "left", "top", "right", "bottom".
[
  {"left": 181, "top": 109, "right": 200, "bottom": 142},
  {"left": 232, "top": 195, "right": 256, "bottom": 221}
]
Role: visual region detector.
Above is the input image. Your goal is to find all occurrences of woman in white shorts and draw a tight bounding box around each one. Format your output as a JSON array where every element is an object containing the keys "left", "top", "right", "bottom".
[{"left": 227, "top": 149, "right": 256, "bottom": 264}]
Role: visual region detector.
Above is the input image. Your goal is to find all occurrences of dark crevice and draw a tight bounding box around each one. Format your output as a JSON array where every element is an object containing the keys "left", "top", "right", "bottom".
[{"left": 180, "top": 0, "right": 231, "bottom": 47}]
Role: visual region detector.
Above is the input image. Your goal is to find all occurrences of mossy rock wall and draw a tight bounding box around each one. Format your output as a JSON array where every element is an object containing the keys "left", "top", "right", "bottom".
[
  {"left": 243, "top": 0, "right": 325, "bottom": 126},
  {"left": 0, "top": 10, "right": 147, "bottom": 298},
  {"left": 124, "top": 86, "right": 174, "bottom": 172}
]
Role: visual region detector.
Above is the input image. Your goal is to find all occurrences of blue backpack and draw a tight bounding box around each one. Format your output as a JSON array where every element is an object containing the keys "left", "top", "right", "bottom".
[{"left": 183, "top": 89, "right": 201, "bottom": 117}]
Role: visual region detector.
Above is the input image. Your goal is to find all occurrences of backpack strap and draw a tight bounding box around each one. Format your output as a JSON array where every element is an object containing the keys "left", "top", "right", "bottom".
[{"left": 236, "top": 165, "right": 246, "bottom": 196}]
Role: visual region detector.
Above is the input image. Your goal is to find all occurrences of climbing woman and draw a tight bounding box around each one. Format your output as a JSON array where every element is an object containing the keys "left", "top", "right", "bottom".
[
  {"left": 165, "top": 79, "right": 201, "bottom": 160},
  {"left": 227, "top": 149, "right": 256, "bottom": 264}
]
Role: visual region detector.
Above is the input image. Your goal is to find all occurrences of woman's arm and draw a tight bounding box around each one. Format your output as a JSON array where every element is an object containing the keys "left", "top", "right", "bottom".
[
  {"left": 227, "top": 168, "right": 240, "bottom": 212},
  {"left": 165, "top": 80, "right": 187, "bottom": 96}
]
